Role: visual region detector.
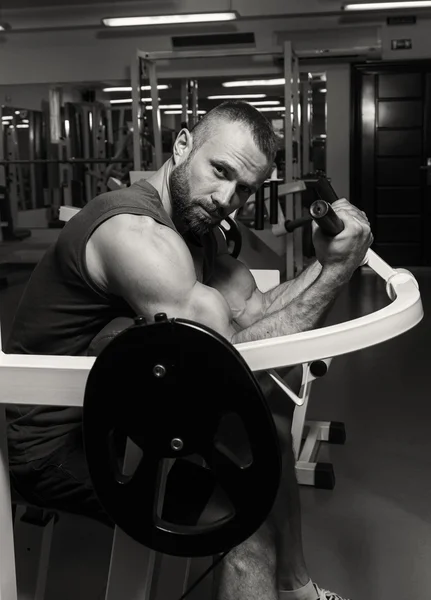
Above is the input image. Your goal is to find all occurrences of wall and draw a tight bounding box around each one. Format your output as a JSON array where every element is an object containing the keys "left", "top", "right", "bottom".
[
  {"left": 381, "top": 19, "right": 431, "bottom": 61},
  {"left": 306, "top": 64, "right": 351, "bottom": 201},
  {"left": 326, "top": 65, "right": 351, "bottom": 201}
]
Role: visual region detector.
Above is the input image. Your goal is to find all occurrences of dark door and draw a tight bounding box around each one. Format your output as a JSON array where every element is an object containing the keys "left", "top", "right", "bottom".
[{"left": 352, "top": 63, "right": 431, "bottom": 267}]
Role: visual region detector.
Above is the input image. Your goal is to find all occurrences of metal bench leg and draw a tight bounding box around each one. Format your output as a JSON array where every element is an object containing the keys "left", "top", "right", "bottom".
[{"left": 13, "top": 507, "right": 57, "bottom": 600}]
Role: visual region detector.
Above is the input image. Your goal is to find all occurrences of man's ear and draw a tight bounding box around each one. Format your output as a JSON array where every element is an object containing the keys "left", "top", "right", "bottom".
[{"left": 172, "top": 128, "right": 193, "bottom": 165}]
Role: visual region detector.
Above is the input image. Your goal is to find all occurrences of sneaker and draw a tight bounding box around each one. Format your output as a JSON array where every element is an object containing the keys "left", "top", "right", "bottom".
[{"left": 314, "top": 584, "right": 351, "bottom": 600}]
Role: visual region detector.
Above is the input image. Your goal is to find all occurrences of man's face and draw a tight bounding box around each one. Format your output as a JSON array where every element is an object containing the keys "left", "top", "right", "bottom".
[{"left": 169, "top": 121, "right": 270, "bottom": 235}]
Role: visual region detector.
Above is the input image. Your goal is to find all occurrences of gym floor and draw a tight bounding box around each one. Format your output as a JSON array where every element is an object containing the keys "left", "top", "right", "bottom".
[{"left": 1, "top": 235, "right": 430, "bottom": 600}]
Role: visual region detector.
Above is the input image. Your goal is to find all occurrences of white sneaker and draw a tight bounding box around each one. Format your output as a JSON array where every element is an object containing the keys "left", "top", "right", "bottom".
[{"left": 314, "top": 584, "right": 351, "bottom": 600}]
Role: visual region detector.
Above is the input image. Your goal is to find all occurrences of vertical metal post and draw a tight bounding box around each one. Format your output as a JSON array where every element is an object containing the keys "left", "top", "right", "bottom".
[
  {"left": 0, "top": 406, "right": 18, "bottom": 600},
  {"left": 181, "top": 79, "right": 189, "bottom": 125},
  {"left": 284, "top": 41, "right": 295, "bottom": 281},
  {"left": 147, "top": 59, "right": 163, "bottom": 169},
  {"left": 29, "top": 112, "right": 37, "bottom": 210},
  {"left": 81, "top": 106, "right": 93, "bottom": 205},
  {"left": 301, "top": 76, "right": 312, "bottom": 175},
  {"left": 190, "top": 80, "right": 199, "bottom": 128},
  {"left": 0, "top": 106, "right": 6, "bottom": 241},
  {"left": 131, "top": 52, "right": 143, "bottom": 171},
  {"left": 292, "top": 53, "right": 304, "bottom": 275}
]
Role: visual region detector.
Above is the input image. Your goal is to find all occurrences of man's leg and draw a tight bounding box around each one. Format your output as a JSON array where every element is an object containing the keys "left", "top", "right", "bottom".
[
  {"left": 9, "top": 429, "right": 115, "bottom": 529},
  {"left": 213, "top": 365, "right": 314, "bottom": 600}
]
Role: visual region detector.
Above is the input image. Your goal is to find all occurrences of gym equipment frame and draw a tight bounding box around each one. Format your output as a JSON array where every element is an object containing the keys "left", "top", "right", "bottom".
[{"left": 0, "top": 243, "right": 423, "bottom": 599}]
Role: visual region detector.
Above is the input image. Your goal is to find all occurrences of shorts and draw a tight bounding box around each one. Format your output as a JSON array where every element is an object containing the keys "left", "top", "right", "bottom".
[{"left": 9, "top": 429, "right": 115, "bottom": 528}]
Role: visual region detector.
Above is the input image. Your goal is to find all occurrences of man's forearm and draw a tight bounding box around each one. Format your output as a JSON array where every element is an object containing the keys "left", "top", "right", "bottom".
[
  {"left": 232, "top": 265, "right": 348, "bottom": 344},
  {"left": 262, "top": 259, "right": 322, "bottom": 316}
]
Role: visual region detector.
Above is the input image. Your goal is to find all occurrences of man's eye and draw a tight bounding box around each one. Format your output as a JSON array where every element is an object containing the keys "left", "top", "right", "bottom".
[
  {"left": 214, "top": 165, "right": 226, "bottom": 176},
  {"left": 238, "top": 185, "right": 251, "bottom": 195}
]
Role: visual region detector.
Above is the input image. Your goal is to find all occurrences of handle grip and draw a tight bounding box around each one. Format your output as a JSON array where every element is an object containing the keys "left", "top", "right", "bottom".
[
  {"left": 284, "top": 215, "right": 313, "bottom": 233},
  {"left": 309, "top": 200, "right": 344, "bottom": 237}
]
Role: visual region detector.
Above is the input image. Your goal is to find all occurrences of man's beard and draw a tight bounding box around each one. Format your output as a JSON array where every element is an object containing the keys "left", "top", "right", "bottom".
[{"left": 169, "top": 159, "right": 213, "bottom": 236}]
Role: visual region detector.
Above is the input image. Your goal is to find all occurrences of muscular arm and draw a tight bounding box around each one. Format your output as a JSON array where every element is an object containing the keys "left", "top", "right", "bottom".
[
  {"left": 89, "top": 215, "right": 347, "bottom": 347},
  {"left": 263, "top": 258, "right": 322, "bottom": 314}
]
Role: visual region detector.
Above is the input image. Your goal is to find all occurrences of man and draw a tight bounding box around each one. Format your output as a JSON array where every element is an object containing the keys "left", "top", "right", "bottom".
[{"left": 7, "top": 101, "right": 372, "bottom": 600}]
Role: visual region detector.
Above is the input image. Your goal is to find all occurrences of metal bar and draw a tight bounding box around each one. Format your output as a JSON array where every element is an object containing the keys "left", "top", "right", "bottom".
[
  {"left": 181, "top": 79, "right": 189, "bottom": 125},
  {"left": 301, "top": 78, "right": 312, "bottom": 174},
  {"left": 0, "top": 405, "right": 18, "bottom": 600},
  {"left": 284, "top": 41, "right": 294, "bottom": 281},
  {"left": 49, "top": 87, "right": 62, "bottom": 145},
  {"left": 131, "top": 51, "right": 142, "bottom": 171},
  {"left": 81, "top": 106, "right": 93, "bottom": 204},
  {"left": 28, "top": 112, "right": 38, "bottom": 210},
  {"left": 292, "top": 55, "right": 301, "bottom": 179},
  {"left": 147, "top": 59, "right": 163, "bottom": 169},
  {"left": 137, "top": 49, "right": 280, "bottom": 61},
  {"left": 0, "top": 105, "right": 6, "bottom": 241},
  {"left": 190, "top": 80, "right": 199, "bottom": 128}
]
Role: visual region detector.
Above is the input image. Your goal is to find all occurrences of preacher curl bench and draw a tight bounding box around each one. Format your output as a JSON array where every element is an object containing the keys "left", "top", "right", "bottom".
[{"left": 0, "top": 183, "right": 424, "bottom": 600}]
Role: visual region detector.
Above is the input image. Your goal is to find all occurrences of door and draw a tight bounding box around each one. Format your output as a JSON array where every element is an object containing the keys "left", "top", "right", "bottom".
[{"left": 352, "top": 64, "right": 431, "bottom": 267}]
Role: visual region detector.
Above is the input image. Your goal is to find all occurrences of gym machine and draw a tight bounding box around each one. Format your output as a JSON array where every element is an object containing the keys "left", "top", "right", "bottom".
[{"left": 0, "top": 189, "right": 423, "bottom": 598}]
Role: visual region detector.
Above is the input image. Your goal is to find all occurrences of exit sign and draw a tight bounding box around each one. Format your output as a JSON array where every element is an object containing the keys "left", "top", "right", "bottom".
[{"left": 391, "top": 39, "right": 413, "bottom": 50}]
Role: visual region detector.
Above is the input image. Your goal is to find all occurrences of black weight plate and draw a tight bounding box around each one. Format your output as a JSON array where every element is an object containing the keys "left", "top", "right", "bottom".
[{"left": 82, "top": 318, "right": 281, "bottom": 557}]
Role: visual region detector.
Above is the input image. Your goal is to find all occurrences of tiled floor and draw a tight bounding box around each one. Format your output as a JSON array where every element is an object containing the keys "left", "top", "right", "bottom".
[{"left": 1, "top": 235, "right": 430, "bottom": 600}]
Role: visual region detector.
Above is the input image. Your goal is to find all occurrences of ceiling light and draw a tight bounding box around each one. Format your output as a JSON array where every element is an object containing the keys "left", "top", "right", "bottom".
[
  {"left": 109, "top": 98, "right": 156, "bottom": 104},
  {"left": 319, "top": 89, "right": 327, "bottom": 93},
  {"left": 249, "top": 101, "right": 281, "bottom": 106},
  {"left": 102, "top": 12, "right": 238, "bottom": 27},
  {"left": 344, "top": 1, "right": 431, "bottom": 10},
  {"left": 207, "top": 94, "right": 267, "bottom": 100},
  {"left": 258, "top": 107, "right": 286, "bottom": 112},
  {"left": 2, "top": 116, "right": 13, "bottom": 121},
  {"left": 16, "top": 124, "right": 29, "bottom": 129},
  {"left": 223, "top": 79, "right": 285, "bottom": 88},
  {"left": 164, "top": 110, "right": 207, "bottom": 115},
  {"left": 103, "top": 85, "right": 169, "bottom": 92}
]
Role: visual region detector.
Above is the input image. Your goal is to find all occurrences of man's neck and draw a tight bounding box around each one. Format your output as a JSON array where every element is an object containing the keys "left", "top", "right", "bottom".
[{"left": 146, "top": 158, "right": 175, "bottom": 219}]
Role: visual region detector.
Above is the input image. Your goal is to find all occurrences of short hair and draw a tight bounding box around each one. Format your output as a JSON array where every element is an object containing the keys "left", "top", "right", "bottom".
[{"left": 189, "top": 100, "right": 278, "bottom": 166}]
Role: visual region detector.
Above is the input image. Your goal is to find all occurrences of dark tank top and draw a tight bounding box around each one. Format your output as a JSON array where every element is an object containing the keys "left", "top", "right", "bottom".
[{"left": 6, "top": 179, "right": 217, "bottom": 464}]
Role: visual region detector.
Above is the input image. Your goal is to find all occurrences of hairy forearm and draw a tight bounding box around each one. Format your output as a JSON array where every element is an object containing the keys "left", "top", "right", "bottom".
[
  {"left": 232, "top": 265, "right": 348, "bottom": 344},
  {"left": 263, "top": 259, "right": 322, "bottom": 316}
]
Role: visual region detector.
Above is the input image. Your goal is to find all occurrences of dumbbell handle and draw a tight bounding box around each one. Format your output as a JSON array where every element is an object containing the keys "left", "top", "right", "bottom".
[{"left": 309, "top": 200, "right": 344, "bottom": 237}]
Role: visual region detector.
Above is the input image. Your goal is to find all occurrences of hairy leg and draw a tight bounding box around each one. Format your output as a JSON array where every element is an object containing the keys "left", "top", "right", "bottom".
[{"left": 213, "top": 365, "right": 309, "bottom": 600}]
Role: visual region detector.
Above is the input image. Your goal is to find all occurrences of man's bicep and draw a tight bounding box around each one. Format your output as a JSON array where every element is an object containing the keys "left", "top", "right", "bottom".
[
  {"left": 209, "top": 254, "right": 265, "bottom": 328},
  {"left": 97, "top": 218, "right": 235, "bottom": 339}
]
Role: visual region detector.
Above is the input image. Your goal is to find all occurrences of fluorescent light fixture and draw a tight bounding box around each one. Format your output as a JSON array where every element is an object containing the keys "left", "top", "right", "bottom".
[
  {"left": 22, "top": 119, "right": 29, "bottom": 123},
  {"left": 109, "top": 98, "right": 156, "bottom": 104},
  {"left": 319, "top": 89, "right": 327, "bottom": 93},
  {"left": 207, "top": 94, "right": 266, "bottom": 100},
  {"left": 103, "top": 85, "right": 169, "bottom": 92},
  {"left": 344, "top": 1, "right": 431, "bottom": 10},
  {"left": 223, "top": 79, "right": 286, "bottom": 88},
  {"left": 249, "top": 100, "right": 281, "bottom": 106},
  {"left": 16, "top": 124, "right": 29, "bottom": 129},
  {"left": 103, "top": 12, "right": 237, "bottom": 27},
  {"left": 257, "top": 107, "right": 286, "bottom": 112},
  {"left": 14, "top": 111, "right": 20, "bottom": 115},
  {"left": 0, "top": 25, "right": 4, "bottom": 31},
  {"left": 164, "top": 110, "right": 207, "bottom": 115},
  {"left": 142, "top": 104, "right": 183, "bottom": 110},
  {"left": 2, "top": 116, "right": 13, "bottom": 121}
]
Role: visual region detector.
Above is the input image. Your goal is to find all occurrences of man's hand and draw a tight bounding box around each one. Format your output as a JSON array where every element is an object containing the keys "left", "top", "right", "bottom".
[{"left": 312, "top": 198, "right": 373, "bottom": 275}]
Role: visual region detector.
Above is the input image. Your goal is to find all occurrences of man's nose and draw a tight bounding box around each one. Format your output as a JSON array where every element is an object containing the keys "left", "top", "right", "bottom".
[{"left": 212, "top": 182, "right": 237, "bottom": 210}]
